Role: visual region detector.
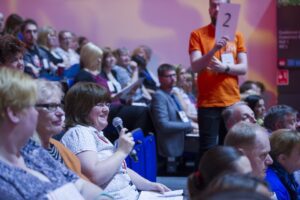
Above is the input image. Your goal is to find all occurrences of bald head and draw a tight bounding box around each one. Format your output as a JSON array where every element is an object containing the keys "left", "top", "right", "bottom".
[
  {"left": 225, "top": 122, "right": 273, "bottom": 178},
  {"left": 223, "top": 102, "right": 256, "bottom": 130}
]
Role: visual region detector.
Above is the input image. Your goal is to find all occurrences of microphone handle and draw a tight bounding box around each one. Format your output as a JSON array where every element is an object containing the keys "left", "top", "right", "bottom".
[
  {"left": 130, "top": 149, "right": 139, "bottom": 162},
  {"left": 116, "top": 125, "right": 139, "bottom": 162}
]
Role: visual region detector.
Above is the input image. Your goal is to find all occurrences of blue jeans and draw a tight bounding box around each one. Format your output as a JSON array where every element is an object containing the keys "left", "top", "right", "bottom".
[{"left": 197, "top": 107, "right": 227, "bottom": 159}]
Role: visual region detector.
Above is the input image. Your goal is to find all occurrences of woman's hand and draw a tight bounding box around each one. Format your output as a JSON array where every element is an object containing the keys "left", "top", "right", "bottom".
[
  {"left": 148, "top": 182, "right": 171, "bottom": 194},
  {"left": 116, "top": 128, "right": 134, "bottom": 156}
]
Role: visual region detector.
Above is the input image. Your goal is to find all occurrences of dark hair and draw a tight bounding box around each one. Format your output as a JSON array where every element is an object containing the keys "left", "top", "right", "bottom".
[
  {"left": 188, "top": 146, "right": 247, "bottom": 198},
  {"left": 64, "top": 82, "right": 110, "bottom": 129},
  {"left": 20, "top": 19, "right": 38, "bottom": 33},
  {"left": 240, "top": 80, "right": 256, "bottom": 93},
  {"left": 157, "top": 63, "right": 176, "bottom": 77},
  {"left": 3, "top": 13, "right": 23, "bottom": 35},
  {"left": 199, "top": 188, "right": 271, "bottom": 200},
  {"left": 131, "top": 54, "right": 146, "bottom": 69},
  {"left": 244, "top": 95, "right": 262, "bottom": 112},
  {"left": 58, "top": 30, "right": 70, "bottom": 41},
  {"left": 263, "top": 104, "right": 297, "bottom": 131},
  {"left": 203, "top": 173, "right": 270, "bottom": 198},
  {"left": 0, "top": 35, "right": 25, "bottom": 64}
]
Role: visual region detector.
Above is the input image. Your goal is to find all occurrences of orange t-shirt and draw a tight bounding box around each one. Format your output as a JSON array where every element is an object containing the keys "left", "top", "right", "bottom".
[{"left": 188, "top": 24, "right": 246, "bottom": 108}]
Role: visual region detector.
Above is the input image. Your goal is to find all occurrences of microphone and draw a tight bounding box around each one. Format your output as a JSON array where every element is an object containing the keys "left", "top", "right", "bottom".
[{"left": 112, "top": 117, "right": 138, "bottom": 162}]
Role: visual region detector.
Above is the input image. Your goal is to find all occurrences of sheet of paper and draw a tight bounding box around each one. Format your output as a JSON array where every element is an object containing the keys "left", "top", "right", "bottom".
[
  {"left": 215, "top": 3, "right": 240, "bottom": 41},
  {"left": 115, "top": 78, "right": 145, "bottom": 100},
  {"left": 138, "top": 189, "right": 183, "bottom": 200}
]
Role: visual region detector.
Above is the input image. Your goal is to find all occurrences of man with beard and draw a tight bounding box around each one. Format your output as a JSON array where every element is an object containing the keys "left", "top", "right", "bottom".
[
  {"left": 21, "top": 19, "right": 50, "bottom": 78},
  {"left": 188, "top": 0, "right": 248, "bottom": 160}
]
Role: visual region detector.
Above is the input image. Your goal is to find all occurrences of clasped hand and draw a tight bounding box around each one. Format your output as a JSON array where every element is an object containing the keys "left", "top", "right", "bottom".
[
  {"left": 117, "top": 128, "right": 135, "bottom": 155},
  {"left": 208, "top": 56, "right": 226, "bottom": 73}
]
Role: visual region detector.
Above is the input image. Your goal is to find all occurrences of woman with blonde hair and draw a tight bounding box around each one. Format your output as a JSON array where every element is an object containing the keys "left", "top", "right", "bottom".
[{"left": 37, "top": 26, "right": 64, "bottom": 75}]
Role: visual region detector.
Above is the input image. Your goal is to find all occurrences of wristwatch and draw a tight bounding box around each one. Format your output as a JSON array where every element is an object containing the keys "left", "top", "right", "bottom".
[{"left": 225, "top": 65, "right": 230, "bottom": 73}]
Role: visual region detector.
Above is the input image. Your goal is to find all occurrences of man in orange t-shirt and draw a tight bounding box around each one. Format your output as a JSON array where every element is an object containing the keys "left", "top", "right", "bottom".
[{"left": 188, "top": 0, "right": 248, "bottom": 160}]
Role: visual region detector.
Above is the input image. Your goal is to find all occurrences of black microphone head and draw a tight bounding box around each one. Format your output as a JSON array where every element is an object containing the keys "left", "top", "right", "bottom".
[{"left": 112, "top": 117, "right": 123, "bottom": 128}]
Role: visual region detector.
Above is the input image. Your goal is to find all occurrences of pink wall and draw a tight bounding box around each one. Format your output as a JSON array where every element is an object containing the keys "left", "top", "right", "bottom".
[{"left": 0, "top": 0, "right": 277, "bottom": 107}]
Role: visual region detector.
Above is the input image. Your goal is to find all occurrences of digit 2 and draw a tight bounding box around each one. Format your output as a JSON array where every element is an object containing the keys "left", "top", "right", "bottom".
[{"left": 223, "top": 13, "right": 231, "bottom": 27}]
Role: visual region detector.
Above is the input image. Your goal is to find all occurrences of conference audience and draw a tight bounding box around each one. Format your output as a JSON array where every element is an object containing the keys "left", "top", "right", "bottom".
[
  {"left": 188, "top": 146, "right": 252, "bottom": 199},
  {"left": 265, "top": 129, "right": 300, "bottom": 200},
  {"left": 61, "top": 82, "right": 170, "bottom": 199},
  {"left": 0, "top": 68, "right": 107, "bottom": 200},
  {"left": 76, "top": 42, "right": 155, "bottom": 141}
]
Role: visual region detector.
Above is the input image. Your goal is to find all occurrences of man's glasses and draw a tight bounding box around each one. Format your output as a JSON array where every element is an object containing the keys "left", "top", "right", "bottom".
[
  {"left": 161, "top": 74, "right": 176, "bottom": 78},
  {"left": 35, "top": 103, "right": 64, "bottom": 112},
  {"left": 96, "top": 102, "right": 111, "bottom": 108}
]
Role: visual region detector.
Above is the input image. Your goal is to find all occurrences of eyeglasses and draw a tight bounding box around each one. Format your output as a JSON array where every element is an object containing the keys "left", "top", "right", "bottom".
[
  {"left": 96, "top": 102, "right": 111, "bottom": 108},
  {"left": 35, "top": 103, "right": 64, "bottom": 112},
  {"left": 161, "top": 74, "right": 176, "bottom": 78}
]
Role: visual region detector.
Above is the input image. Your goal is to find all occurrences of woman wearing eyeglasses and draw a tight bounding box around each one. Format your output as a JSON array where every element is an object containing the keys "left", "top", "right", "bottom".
[
  {"left": 35, "top": 79, "right": 89, "bottom": 180},
  {"left": 61, "top": 82, "right": 170, "bottom": 200}
]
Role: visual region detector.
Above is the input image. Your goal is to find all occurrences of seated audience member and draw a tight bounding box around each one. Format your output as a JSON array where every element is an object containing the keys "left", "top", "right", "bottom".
[
  {"left": 244, "top": 95, "right": 266, "bottom": 125},
  {"left": 173, "top": 65, "right": 198, "bottom": 123},
  {"left": 2, "top": 13, "right": 23, "bottom": 38},
  {"left": 113, "top": 47, "right": 139, "bottom": 87},
  {"left": 0, "top": 68, "right": 108, "bottom": 199},
  {"left": 21, "top": 19, "right": 50, "bottom": 78},
  {"left": 113, "top": 47, "right": 151, "bottom": 104},
  {"left": 200, "top": 173, "right": 274, "bottom": 200},
  {"left": 37, "top": 26, "right": 64, "bottom": 75},
  {"left": 224, "top": 122, "right": 273, "bottom": 179},
  {"left": 76, "top": 36, "right": 89, "bottom": 54},
  {"left": 188, "top": 146, "right": 252, "bottom": 199},
  {"left": 181, "top": 68, "right": 197, "bottom": 104},
  {"left": 35, "top": 79, "right": 87, "bottom": 179},
  {"left": 222, "top": 101, "right": 256, "bottom": 130},
  {"left": 265, "top": 129, "right": 300, "bottom": 200},
  {"left": 55, "top": 30, "right": 79, "bottom": 69},
  {"left": 76, "top": 43, "right": 154, "bottom": 140},
  {"left": 132, "top": 45, "right": 158, "bottom": 92},
  {"left": 0, "top": 34, "right": 25, "bottom": 71},
  {"left": 264, "top": 104, "right": 298, "bottom": 132},
  {"left": 70, "top": 32, "right": 79, "bottom": 51},
  {"left": 101, "top": 47, "right": 128, "bottom": 100},
  {"left": 150, "top": 63, "right": 193, "bottom": 173},
  {"left": 240, "top": 80, "right": 263, "bottom": 99},
  {"left": 61, "top": 82, "right": 170, "bottom": 199}
]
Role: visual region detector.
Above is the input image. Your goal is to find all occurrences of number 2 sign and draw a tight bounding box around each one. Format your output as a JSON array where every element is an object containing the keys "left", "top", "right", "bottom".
[{"left": 215, "top": 3, "right": 241, "bottom": 41}]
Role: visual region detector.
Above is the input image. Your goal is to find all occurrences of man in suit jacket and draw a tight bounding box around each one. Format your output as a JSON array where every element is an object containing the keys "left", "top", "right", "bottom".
[{"left": 150, "top": 63, "right": 193, "bottom": 173}]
